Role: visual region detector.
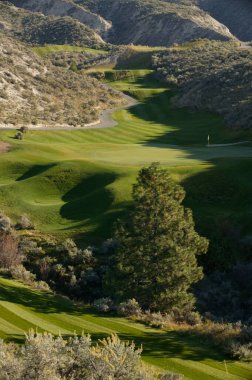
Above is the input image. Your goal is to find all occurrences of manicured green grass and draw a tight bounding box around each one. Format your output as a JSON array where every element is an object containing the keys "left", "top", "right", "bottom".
[
  {"left": 0, "top": 70, "right": 251, "bottom": 242},
  {"left": 0, "top": 277, "right": 251, "bottom": 380},
  {"left": 32, "top": 44, "right": 108, "bottom": 57}
]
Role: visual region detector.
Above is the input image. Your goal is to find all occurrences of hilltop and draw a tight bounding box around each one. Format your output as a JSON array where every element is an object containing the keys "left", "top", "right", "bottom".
[
  {"left": 0, "top": 1, "right": 105, "bottom": 48},
  {"left": 0, "top": 34, "right": 122, "bottom": 127},
  {"left": 8, "top": 0, "right": 111, "bottom": 36}
]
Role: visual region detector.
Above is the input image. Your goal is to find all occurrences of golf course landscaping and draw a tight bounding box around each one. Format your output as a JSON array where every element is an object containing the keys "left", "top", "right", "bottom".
[
  {"left": 0, "top": 69, "right": 251, "bottom": 243},
  {"left": 0, "top": 276, "right": 251, "bottom": 380},
  {"left": 0, "top": 65, "right": 252, "bottom": 379}
]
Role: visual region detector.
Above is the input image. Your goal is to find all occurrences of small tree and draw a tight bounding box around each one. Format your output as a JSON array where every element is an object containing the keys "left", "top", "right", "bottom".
[
  {"left": 69, "top": 61, "right": 78, "bottom": 73},
  {"left": 0, "top": 232, "right": 21, "bottom": 269},
  {"left": 107, "top": 163, "right": 208, "bottom": 312}
]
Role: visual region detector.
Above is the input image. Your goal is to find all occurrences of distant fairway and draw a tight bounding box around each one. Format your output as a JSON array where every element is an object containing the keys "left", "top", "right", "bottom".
[
  {"left": 0, "top": 70, "right": 251, "bottom": 242},
  {"left": 32, "top": 44, "right": 108, "bottom": 57},
  {"left": 0, "top": 277, "right": 251, "bottom": 380}
]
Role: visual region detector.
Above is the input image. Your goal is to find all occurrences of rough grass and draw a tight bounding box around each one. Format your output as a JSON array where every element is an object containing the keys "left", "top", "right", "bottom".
[
  {"left": 32, "top": 44, "right": 108, "bottom": 57},
  {"left": 0, "top": 276, "right": 251, "bottom": 380},
  {"left": 0, "top": 70, "right": 251, "bottom": 243}
]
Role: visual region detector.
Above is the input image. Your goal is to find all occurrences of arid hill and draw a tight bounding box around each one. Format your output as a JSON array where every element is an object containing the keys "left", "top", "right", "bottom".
[
  {"left": 0, "top": 1, "right": 104, "bottom": 47},
  {"left": 153, "top": 40, "right": 252, "bottom": 129},
  {"left": 0, "top": 34, "right": 122, "bottom": 127},
  {"left": 9, "top": 0, "right": 236, "bottom": 47}
]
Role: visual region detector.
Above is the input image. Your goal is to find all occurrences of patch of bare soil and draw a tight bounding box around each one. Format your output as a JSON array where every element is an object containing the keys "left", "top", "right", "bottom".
[{"left": 0, "top": 142, "right": 10, "bottom": 153}]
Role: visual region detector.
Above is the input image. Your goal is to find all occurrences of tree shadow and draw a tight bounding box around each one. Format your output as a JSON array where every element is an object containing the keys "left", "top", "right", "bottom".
[
  {"left": 0, "top": 281, "right": 77, "bottom": 314},
  {"left": 128, "top": 89, "right": 227, "bottom": 149},
  {"left": 0, "top": 281, "right": 233, "bottom": 364},
  {"left": 59, "top": 172, "right": 132, "bottom": 244},
  {"left": 16, "top": 164, "right": 56, "bottom": 181},
  {"left": 60, "top": 172, "right": 117, "bottom": 222}
]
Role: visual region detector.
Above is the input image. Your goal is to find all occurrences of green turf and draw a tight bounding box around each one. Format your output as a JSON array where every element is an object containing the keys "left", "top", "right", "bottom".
[
  {"left": 32, "top": 45, "right": 108, "bottom": 57},
  {"left": 0, "top": 277, "right": 251, "bottom": 380},
  {"left": 0, "top": 70, "right": 252, "bottom": 243}
]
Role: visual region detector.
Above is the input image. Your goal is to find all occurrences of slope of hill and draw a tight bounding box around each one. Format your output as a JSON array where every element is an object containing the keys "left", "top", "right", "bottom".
[
  {"left": 9, "top": 0, "right": 236, "bottom": 47},
  {"left": 197, "top": 0, "right": 252, "bottom": 42},
  {"left": 154, "top": 40, "right": 252, "bottom": 129},
  {"left": 0, "top": 2, "right": 104, "bottom": 47},
  {"left": 9, "top": 0, "right": 111, "bottom": 35},
  {"left": 0, "top": 34, "right": 122, "bottom": 127},
  {"left": 78, "top": 0, "right": 235, "bottom": 47}
]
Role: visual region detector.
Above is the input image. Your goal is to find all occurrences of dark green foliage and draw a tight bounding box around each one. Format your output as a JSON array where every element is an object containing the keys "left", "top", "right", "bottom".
[
  {"left": 196, "top": 263, "right": 252, "bottom": 323},
  {"left": 21, "top": 238, "right": 102, "bottom": 301},
  {"left": 106, "top": 163, "right": 209, "bottom": 312}
]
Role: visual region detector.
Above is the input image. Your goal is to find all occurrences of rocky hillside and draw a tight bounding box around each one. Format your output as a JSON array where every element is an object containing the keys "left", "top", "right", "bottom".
[
  {"left": 153, "top": 40, "right": 252, "bottom": 129},
  {"left": 197, "top": 0, "right": 252, "bottom": 42},
  {"left": 9, "top": 0, "right": 111, "bottom": 35},
  {"left": 10, "top": 0, "right": 236, "bottom": 47},
  {"left": 0, "top": 2, "right": 104, "bottom": 47},
  {"left": 0, "top": 34, "right": 122, "bottom": 127}
]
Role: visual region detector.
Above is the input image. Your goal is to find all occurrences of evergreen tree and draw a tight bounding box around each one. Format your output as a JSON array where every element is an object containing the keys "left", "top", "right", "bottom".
[{"left": 107, "top": 163, "right": 208, "bottom": 312}]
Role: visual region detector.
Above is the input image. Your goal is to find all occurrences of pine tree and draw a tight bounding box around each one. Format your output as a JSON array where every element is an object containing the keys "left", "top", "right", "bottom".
[{"left": 107, "top": 163, "right": 208, "bottom": 312}]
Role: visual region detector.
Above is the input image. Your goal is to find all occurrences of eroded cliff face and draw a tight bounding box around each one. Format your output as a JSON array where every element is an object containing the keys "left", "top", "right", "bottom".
[
  {"left": 9, "top": 0, "right": 238, "bottom": 47},
  {"left": 9, "top": 0, "right": 111, "bottom": 35},
  {"left": 99, "top": 0, "right": 234, "bottom": 46},
  {"left": 197, "top": 0, "right": 252, "bottom": 41},
  {"left": 76, "top": 0, "right": 235, "bottom": 46}
]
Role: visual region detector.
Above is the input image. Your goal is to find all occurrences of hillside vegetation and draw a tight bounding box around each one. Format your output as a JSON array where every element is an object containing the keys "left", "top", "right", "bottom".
[
  {"left": 0, "top": 1, "right": 104, "bottom": 48},
  {"left": 153, "top": 40, "right": 252, "bottom": 129},
  {"left": 0, "top": 35, "right": 122, "bottom": 127}
]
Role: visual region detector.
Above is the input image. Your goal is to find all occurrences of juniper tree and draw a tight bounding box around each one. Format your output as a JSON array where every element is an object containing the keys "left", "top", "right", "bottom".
[{"left": 107, "top": 163, "right": 208, "bottom": 312}]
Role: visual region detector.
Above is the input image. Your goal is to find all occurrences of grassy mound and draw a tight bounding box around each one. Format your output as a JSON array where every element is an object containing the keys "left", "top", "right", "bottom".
[{"left": 0, "top": 276, "right": 251, "bottom": 379}]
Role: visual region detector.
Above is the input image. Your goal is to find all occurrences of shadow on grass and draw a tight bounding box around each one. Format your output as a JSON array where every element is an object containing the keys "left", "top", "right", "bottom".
[
  {"left": 16, "top": 164, "right": 57, "bottom": 181},
  {"left": 60, "top": 172, "right": 116, "bottom": 221},
  {"left": 59, "top": 171, "right": 132, "bottom": 244},
  {"left": 0, "top": 281, "right": 232, "bottom": 363},
  {"left": 0, "top": 281, "right": 76, "bottom": 314}
]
